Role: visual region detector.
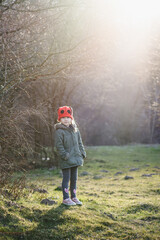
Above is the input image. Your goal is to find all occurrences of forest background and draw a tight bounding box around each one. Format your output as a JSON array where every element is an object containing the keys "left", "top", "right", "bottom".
[{"left": 0, "top": 0, "right": 160, "bottom": 169}]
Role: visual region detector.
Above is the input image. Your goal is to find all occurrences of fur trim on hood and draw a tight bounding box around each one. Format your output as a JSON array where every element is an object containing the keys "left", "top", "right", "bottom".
[{"left": 54, "top": 123, "right": 78, "bottom": 132}]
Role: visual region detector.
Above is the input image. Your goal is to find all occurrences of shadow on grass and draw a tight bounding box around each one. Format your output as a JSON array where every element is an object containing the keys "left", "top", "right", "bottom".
[
  {"left": 24, "top": 204, "right": 85, "bottom": 240},
  {"left": 126, "top": 203, "right": 160, "bottom": 214},
  {"left": 0, "top": 203, "right": 87, "bottom": 240}
]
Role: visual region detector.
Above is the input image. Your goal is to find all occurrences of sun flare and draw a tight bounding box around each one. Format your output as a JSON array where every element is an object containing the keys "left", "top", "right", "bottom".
[
  {"left": 113, "top": 0, "right": 160, "bottom": 23},
  {"left": 89, "top": 0, "right": 160, "bottom": 64},
  {"left": 92, "top": 0, "right": 160, "bottom": 30}
]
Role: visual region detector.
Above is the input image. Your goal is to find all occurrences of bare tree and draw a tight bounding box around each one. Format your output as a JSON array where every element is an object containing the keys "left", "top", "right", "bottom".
[{"left": 0, "top": 0, "right": 93, "bottom": 169}]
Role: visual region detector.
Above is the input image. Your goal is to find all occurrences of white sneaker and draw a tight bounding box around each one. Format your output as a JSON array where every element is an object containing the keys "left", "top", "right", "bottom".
[
  {"left": 71, "top": 198, "right": 82, "bottom": 205},
  {"left": 63, "top": 198, "right": 76, "bottom": 206}
]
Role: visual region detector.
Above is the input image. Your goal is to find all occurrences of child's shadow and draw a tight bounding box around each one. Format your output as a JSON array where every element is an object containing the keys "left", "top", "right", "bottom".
[{"left": 26, "top": 204, "right": 81, "bottom": 240}]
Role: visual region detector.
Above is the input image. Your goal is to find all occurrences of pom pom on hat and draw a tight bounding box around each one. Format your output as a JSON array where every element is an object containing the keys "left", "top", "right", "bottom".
[{"left": 57, "top": 106, "right": 73, "bottom": 121}]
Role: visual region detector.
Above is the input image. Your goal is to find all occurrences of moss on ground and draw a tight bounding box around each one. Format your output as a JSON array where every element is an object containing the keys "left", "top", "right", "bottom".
[{"left": 0, "top": 144, "right": 160, "bottom": 239}]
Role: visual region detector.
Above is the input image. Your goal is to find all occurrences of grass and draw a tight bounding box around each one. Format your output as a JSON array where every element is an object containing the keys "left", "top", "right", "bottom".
[{"left": 0, "top": 144, "right": 160, "bottom": 240}]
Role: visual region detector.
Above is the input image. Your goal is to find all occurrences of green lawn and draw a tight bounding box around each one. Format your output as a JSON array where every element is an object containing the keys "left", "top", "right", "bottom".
[{"left": 0, "top": 145, "right": 160, "bottom": 240}]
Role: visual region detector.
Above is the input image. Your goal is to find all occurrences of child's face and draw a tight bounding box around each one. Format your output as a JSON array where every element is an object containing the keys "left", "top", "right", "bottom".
[{"left": 60, "top": 117, "right": 72, "bottom": 127}]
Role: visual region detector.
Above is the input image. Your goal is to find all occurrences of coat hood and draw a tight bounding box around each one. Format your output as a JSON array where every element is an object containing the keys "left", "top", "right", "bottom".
[{"left": 54, "top": 123, "right": 78, "bottom": 132}]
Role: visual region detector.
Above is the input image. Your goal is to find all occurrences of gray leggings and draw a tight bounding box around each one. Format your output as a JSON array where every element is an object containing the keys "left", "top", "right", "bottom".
[{"left": 62, "top": 166, "right": 78, "bottom": 200}]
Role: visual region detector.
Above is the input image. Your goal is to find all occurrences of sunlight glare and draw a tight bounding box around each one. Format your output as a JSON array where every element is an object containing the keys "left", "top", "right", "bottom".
[
  {"left": 89, "top": 0, "right": 160, "bottom": 65},
  {"left": 92, "top": 0, "right": 160, "bottom": 30},
  {"left": 113, "top": 0, "right": 160, "bottom": 23}
]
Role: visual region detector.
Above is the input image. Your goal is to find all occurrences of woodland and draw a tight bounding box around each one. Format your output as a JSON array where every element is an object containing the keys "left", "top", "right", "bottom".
[{"left": 0, "top": 0, "right": 160, "bottom": 168}]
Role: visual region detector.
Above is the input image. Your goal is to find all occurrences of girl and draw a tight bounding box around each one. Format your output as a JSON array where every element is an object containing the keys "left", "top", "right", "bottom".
[{"left": 54, "top": 106, "right": 86, "bottom": 206}]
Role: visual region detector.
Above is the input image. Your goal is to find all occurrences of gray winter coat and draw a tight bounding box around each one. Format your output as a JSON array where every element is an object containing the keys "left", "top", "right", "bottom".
[{"left": 54, "top": 123, "right": 86, "bottom": 169}]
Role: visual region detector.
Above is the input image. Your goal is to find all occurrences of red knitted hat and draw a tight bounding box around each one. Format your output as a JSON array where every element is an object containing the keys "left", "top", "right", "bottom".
[{"left": 57, "top": 106, "right": 73, "bottom": 121}]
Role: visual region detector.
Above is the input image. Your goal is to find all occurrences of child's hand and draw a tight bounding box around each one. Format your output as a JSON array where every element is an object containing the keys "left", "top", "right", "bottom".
[{"left": 65, "top": 152, "right": 69, "bottom": 160}]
